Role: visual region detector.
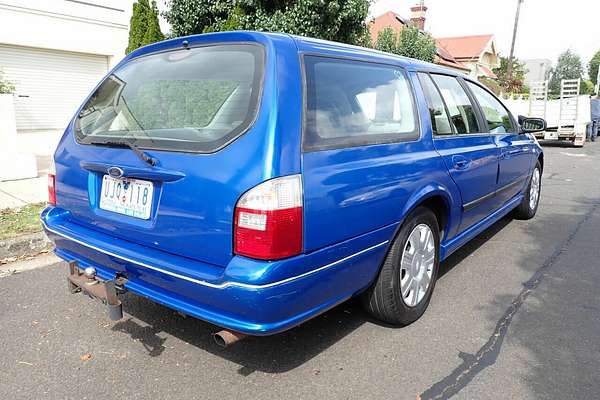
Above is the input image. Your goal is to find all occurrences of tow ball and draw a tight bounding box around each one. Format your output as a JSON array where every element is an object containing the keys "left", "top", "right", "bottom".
[{"left": 66, "top": 261, "right": 125, "bottom": 321}]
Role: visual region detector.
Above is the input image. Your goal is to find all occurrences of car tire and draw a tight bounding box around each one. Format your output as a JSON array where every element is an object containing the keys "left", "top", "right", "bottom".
[
  {"left": 362, "top": 207, "right": 440, "bottom": 326},
  {"left": 513, "top": 161, "right": 542, "bottom": 220}
]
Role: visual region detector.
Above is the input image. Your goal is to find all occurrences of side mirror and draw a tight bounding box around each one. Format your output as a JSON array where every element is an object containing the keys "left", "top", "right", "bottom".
[{"left": 519, "top": 116, "right": 546, "bottom": 133}]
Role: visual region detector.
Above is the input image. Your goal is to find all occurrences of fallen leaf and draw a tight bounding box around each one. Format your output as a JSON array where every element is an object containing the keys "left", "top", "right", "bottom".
[{"left": 41, "top": 328, "right": 57, "bottom": 337}]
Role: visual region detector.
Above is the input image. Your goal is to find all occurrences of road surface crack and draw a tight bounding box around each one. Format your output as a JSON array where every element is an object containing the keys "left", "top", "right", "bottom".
[{"left": 420, "top": 202, "right": 599, "bottom": 400}]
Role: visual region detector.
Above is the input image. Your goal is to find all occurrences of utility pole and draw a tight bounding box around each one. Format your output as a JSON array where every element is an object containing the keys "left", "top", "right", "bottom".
[
  {"left": 506, "top": 0, "right": 524, "bottom": 84},
  {"left": 595, "top": 66, "right": 600, "bottom": 96}
]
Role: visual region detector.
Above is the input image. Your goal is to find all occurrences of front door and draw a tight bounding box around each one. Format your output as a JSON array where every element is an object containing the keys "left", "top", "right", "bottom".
[{"left": 419, "top": 73, "right": 499, "bottom": 231}]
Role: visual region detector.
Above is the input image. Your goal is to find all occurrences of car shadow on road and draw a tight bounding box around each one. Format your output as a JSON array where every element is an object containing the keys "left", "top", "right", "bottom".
[{"left": 109, "top": 215, "right": 515, "bottom": 375}]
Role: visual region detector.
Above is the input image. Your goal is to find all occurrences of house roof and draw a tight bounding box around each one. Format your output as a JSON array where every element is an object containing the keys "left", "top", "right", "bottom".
[
  {"left": 478, "top": 64, "right": 497, "bottom": 79},
  {"left": 367, "top": 12, "right": 490, "bottom": 74},
  {"left": 435, "top": 56, "right": 470, "bottom": 72},
  {"left": 435, "top": 45, "right": 470, "bottom": 72},
  {"left": 369, "top": 10, "right": 408, "bottom": 26},
  {"left": 368, "top": 11, "right": 408, "bottom": 42},
  {"left": 436, "top": 34, "right": 494, "bottom": 60}
]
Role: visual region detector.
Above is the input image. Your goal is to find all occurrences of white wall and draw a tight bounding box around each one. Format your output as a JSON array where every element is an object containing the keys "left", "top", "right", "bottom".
[{"left": 0, "top": 0, "right": 134, "bottom": 67}]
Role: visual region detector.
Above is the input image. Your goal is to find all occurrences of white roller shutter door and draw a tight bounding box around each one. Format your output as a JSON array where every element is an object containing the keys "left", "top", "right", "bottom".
[{"left": 0, "top": 45, "right": 109, "bottom": 131}]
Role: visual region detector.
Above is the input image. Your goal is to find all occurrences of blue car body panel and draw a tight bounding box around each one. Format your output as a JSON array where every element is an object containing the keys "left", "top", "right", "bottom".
[
  {"left": 42, "top": 31, "right": 543, "bottom": 335},
  {"left": 431, "top": 134, "right": 500, "bottom": 232}
]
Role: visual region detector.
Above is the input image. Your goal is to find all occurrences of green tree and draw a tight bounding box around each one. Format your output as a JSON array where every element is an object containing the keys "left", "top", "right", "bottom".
[
  {"left": 580, "top": 79, "right": 595, "bottom": 95},
  {"left": 126, "top": 0, "right": 164, "bottom": 54},
  {"left": 588, "top": 50, "right": 600, "bottom": 86},
  {"left": 142, "top": 1, "right": 164, "bottom": 46},
  {"left": 478, "top": 77, "right": 502, "bottom": 95},
  {"left": 396, "top": 25, "right": 436, "bottom": 62},
  {"left": 493, "top": 57, "right": 526, "bottom": 93},
  {"left": 374, "top": 27, "right": 397, "bottom": 54},
  {"left": 0, "top": 69, "right": 15, "bottom": 94},
  {"left": 373, "top": 25, "right": 436, "bottom": 63},
  {"left": 549, "top": 50, "right": 584, "bottom": 94},
  {"left": 163, "top": 0, "right": 370, "bottom": 46}
]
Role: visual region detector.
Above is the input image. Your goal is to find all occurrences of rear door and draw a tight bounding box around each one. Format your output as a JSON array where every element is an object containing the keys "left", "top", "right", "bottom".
[
  {"left": 418, "top": 73, "right": 499, "bottom": 231},
  {"left": 465, "top": 81, "right": 535, "bottom": 204}
]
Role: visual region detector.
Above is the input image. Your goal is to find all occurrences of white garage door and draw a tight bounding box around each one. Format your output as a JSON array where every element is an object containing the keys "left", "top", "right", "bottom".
[{"left": 0, "top": 45, "right": 109, "bottom": 131}]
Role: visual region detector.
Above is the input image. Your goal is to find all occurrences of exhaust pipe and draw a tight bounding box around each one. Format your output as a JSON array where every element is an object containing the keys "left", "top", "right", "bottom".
[
  {"left": 108, "top": 303, "right": 123, "bottom": 321},
  {"left": 213, "top": 329, "right": 247, "bottom": 348}
]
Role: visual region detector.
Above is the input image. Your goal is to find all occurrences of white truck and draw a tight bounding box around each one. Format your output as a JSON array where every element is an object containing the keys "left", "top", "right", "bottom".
[{"left": 504, "top": 79, "right": 591, "bottom": 147}]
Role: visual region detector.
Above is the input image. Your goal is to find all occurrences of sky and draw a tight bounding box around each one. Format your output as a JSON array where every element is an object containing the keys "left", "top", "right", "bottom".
[
  {"left": 157, "top": 0, "right": 600, "bottom": 72},
  {"left": 371, "top": 0, "right": 600, "bottom": 69}
]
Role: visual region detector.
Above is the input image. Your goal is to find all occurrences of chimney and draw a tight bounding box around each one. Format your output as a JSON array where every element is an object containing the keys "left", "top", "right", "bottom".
[{"left": 410, "top": 1, "right": 427, "bottom": 31}]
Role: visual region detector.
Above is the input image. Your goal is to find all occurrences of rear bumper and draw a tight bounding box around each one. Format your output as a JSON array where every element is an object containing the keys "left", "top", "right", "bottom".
[{"left": 42, "top": 206, "right": 393, "bottom": 335}]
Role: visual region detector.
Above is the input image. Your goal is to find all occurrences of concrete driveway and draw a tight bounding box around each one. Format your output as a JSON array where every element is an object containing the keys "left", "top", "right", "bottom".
[{"left": 1, "top": 142, "right": 599, "bottom": 400}]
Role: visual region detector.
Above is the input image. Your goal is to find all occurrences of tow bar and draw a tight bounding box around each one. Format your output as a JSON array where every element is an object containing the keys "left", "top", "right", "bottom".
[{"left": 66, "top": 261, "right": 125, "bottom": 321}]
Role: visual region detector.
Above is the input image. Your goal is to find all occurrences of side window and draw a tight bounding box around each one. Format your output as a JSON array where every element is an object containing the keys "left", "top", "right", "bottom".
[
  {"left": 418, "top": 73, "right": 453, "bottom": 135},
  {"left": 467, "top": 82, "right": 514, "bottom": 133},
  {"left": 303, "top": 56, "right": 418, "bottom": 150},
  {"left": 431, "top": 74, "right": 480, "bottom": 134}
]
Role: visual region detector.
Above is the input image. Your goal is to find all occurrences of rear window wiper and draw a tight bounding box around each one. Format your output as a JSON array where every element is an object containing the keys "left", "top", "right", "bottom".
[{"left": 90, "top": 140, "right": 158, "bottom": 167}]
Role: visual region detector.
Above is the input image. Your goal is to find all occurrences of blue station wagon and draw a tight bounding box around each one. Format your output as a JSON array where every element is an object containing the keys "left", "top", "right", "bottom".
[{"left": 42, "top": 31, "right": 545, "bottom": 346}]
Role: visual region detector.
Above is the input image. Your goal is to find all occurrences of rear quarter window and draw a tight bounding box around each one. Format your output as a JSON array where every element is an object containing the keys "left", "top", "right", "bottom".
[{"left": 303, "top": 56, "right": 419, "bottom": 151}]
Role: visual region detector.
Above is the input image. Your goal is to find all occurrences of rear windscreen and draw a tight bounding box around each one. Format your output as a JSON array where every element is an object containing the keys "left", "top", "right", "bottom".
[{"left": 75, "top": 44, "right": 264, "bottom": 153}]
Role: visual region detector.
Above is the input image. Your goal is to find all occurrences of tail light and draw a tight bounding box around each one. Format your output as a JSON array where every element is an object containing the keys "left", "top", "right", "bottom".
[
  {"left": 48, "top": 161, "right": 56, "bottom": 205},
  {"left": 234, "top": 175, "right": 303, "bottom": 260}
]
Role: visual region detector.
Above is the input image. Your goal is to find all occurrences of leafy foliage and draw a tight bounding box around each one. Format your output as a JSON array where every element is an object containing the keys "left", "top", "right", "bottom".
[
  {"left": 478, "top": 77, "right": 502, "bottom": 95},
  {"left": 589, "top": 50, "right": 600, "bottom": 86},
  {"left": 164, "top": 0, "right": 370, "bottom": 46},
  {"left": 580, "top": 79, "right": 595, "bottom": 95},
  {"left": 373, "top": 25, "right": 436, "bottom": 63},
  {"left": 493, "top": 57, "right": 526, "bottom": 93},
  {"left": 374, "top": 27, "right": 397, "bottom": 54},
  {"left": 0, "top": 68, "right": 15, "bottom": 94},
  {"left": 126, "top": 0, "right": 164, "bottom": 54},
  {"left": 549, "top": 50, "right": 584, "bottom": 95},
  {"left": 396, "top": 26, "right": 436, "bottom": 62}
]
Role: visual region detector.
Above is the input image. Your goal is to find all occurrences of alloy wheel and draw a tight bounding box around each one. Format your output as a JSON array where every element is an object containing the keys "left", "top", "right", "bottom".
[
  {"left": 400, "top": 224, "right": 436, "bottom": 307},
  {"left": 529, "top": 167, "right": 541, "bottom": 210}
]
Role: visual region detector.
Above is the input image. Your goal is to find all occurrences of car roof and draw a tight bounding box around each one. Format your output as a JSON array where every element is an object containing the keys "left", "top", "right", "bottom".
[
  {"left": 126, "top": 30, "right": 460, "bottom": 76},
  {"left": 288, "top": 33, "right": 459, "bottom": 75}
]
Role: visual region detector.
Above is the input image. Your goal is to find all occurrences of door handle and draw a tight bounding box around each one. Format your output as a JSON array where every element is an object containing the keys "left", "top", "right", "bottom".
[
  {"left": 502, "top": 149, "right": 521, "bottom": 160},
  {"left": 452, "top": 156, "right": 471, "bottom": 170}
]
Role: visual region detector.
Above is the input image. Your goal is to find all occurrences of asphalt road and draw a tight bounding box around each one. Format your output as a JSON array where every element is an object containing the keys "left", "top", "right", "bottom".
[{"left": 2, "top": 142, "right": 600, "bottom": 400}]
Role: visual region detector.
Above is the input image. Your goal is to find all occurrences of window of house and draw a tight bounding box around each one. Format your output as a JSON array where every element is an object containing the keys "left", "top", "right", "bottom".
[
  {"left": 303, "top": 56, "right": 418, "bottom": 150},
  {"left": 467, "top": 82, "right": 514, "bottom": 133},
  {"left": 418, "top": 73, "right": 453, "bottom": 135},
  {"left": 430, "top": 74, "right": 480, "bottom": 134}
]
